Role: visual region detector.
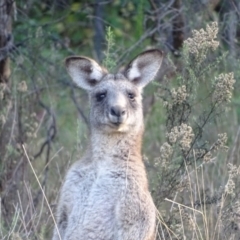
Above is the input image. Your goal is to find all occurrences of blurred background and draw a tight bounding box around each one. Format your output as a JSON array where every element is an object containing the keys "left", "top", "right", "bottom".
[{"left": 0, "top": 0, "right": 240, "bottom": 239}]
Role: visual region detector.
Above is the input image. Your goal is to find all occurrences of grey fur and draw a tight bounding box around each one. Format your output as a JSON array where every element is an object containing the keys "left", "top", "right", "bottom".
[{"left": 52, "top": 49, "right": 163, "bottom": 240}]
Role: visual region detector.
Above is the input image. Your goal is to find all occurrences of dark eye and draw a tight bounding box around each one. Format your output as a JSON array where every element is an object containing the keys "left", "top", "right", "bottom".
[
  {"left": 128, "top": 92, "right": 135, "bottom": 100},
  {"left": 96, "top": 92, "right": 106, "bottom": 102}
]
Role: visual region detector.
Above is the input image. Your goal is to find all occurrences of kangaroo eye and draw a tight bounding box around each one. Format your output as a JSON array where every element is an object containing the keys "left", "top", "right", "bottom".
[
  {"left": 128, "top": 92, "right": 135, "bottom": 100},
  {"left": 96, "top": 92, "right": 106, "bottom": 102}
]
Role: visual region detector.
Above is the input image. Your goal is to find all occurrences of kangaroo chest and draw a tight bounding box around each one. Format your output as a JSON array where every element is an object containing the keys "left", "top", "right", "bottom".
[{"left": 65, "top": 158, "right": 151, "bottom": 239}]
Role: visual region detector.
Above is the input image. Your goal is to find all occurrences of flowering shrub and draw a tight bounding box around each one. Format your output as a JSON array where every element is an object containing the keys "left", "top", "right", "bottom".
[{"left": 151, "top": 22, "right": 239, "bottom": 239}]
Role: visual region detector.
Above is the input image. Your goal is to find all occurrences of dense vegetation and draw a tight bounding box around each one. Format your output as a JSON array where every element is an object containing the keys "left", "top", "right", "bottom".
[{"left": 0, "top": 0, "right": 240, "bottom": 239}]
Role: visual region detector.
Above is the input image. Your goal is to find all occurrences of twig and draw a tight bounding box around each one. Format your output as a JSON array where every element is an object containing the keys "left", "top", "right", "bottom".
[
  {"left": 227, "top": 125, "right": 240, "bottom": 163},
  {"left": 165, "top": 198, "right": 203, "bottom": 215},
  {"left": 116, "top": 27, "right": 159, "bottom": 68}
]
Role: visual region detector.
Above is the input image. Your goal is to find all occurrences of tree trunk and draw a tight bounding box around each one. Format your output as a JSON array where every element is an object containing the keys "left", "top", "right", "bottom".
[
  {"left": 0, "top": 0, "right": 18, "bottom": 226},
  {"left": 172, "top": 0, "right": 184, "bottom": 56},
  {"left": 218, "top": 0, "right": 238, "bottom": 56},
  {"left": 93, "top": 0, "right": 105, "bottom": 62},
  {"left": 0, "top": 0, "right": 12, "bottom": 83}
]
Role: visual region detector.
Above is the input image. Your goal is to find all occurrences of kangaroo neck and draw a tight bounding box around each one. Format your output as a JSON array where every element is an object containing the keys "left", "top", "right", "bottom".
[{"left": 90, "top": 128, "right": 143, "bottom": 162}]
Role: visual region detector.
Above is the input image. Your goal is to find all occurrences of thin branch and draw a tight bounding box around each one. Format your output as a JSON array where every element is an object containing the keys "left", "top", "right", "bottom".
[
  {"left": 116, "top": 27, "right": 159, "bottom": 68},
  {"left": 70, "top": 86, "right": 89, "bottom": 128}
]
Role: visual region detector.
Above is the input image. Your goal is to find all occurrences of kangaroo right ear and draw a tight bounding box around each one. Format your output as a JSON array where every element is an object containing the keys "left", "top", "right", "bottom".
[{"left": 65, "top": 56, "right": 107, "bottom": 91}]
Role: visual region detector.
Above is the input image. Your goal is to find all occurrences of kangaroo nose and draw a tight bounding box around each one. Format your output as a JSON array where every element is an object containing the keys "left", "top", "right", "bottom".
[{"left": 110, "top": 106, "right": 126, "bottom": 117}]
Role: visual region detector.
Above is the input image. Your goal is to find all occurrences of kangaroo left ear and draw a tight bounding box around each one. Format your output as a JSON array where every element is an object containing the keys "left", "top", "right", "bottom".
[{"left": 124, "top": 49, "right": 163, "bottom": 88}]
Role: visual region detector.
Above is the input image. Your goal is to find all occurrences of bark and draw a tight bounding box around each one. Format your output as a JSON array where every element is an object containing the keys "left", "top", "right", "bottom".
[
  {"left": 93, "top": 0, "right": 105, "bottom": 62},
  {"left": 172, "top": 0, "right": 184, "bottom": 56},
  {"left": 218, "top": 0, "right": 238, "bottom": 56},
  {"left": 0, "top": 0, "right": 13, "bottom": 83},
  {"left": 0, "top": 0, "right": 22, "bottom": 226}
]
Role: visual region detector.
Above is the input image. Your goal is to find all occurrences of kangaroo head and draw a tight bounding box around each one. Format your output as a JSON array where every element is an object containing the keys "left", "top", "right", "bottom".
[{"left": 65, "top": 49, "right": 163, "bottom": 134}]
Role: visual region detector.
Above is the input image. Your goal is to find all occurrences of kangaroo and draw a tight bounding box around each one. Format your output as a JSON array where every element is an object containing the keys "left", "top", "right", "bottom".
[{"left": 52, "top": 49, "right": 163, "bottom": 240}]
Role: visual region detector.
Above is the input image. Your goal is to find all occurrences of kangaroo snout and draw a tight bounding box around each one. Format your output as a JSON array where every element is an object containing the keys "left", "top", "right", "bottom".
[{"left": 109, "top": 105, "right": 127, "bottom": 124}]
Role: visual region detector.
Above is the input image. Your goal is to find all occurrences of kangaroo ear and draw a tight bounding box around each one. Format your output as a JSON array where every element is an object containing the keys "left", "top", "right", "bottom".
[
  {"left": 65, "top": 56, "right": 107, "bottom": 91},
  {"left": 124, "top": 49, "right": 163, "bottom": 88}
]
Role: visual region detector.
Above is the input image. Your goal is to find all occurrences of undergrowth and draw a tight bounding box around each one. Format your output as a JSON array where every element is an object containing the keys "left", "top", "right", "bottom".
[
  {"left": 148, "top": 22, "right": 239, "bottom": 240},
  {"left": 0, "top": 20, "right": 239, "bottom": 240}
]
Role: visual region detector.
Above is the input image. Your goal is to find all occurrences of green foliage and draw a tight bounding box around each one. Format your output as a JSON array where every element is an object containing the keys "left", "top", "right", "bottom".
[
  {"left": 102, "top": 26, "right": 116, "bottom": 71},
  {"left": 135, "top": 0, "right": 144, "bottom": 39}
]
